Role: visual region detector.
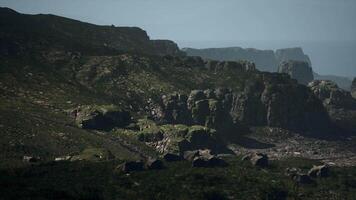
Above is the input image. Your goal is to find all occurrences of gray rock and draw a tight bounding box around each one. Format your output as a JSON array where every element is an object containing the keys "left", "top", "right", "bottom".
[
  {"left": 308, "top": 165, "right": 329, "bottom": 178},
  {"left": 308, "top": 80, "right": 356, "bottom": 132}
]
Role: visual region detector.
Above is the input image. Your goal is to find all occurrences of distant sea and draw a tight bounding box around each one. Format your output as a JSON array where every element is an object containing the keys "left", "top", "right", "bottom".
[{"left": 177, "top": 40, "right": 356, "bottom": 79}]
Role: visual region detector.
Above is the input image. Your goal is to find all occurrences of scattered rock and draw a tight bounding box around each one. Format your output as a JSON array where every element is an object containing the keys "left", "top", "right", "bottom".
[{"left": 308, "top": 165, "right": 329, "bottom": 178}]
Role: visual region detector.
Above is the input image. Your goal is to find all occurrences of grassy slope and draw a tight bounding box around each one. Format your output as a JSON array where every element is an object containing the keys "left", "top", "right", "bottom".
[{"left": 0, "top": 157, "right": 355, "bottom": 200}]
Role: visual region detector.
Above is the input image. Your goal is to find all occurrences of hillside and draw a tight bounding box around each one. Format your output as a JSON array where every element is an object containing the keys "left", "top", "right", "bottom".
[{"left": 1, "top": 8, "right": 356, "bottom": 200}]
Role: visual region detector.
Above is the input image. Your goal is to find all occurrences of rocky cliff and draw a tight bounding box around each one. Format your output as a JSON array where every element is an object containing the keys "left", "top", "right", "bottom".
[
  {"left": 154, "top": 73, "right": 330, "bottom": 134},
  {"left": 0, "top": 7, "right": 183, "bottom": 56},
  {"left": 278, "top": 60, "right": 314, "bottom": 85},
  {"left": 308, "top": 80, "right": 356, "bottom": 133}
]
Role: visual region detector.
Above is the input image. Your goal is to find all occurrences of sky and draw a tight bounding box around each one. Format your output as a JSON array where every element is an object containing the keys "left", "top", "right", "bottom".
[{"left": 0, "top": 0, "right": 355, "bottom": 77}]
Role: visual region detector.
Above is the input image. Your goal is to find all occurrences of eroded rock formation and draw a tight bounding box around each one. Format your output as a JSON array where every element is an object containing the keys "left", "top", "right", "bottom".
[{"left": 155, "top": 73, "right": 330, "bottom": 133}]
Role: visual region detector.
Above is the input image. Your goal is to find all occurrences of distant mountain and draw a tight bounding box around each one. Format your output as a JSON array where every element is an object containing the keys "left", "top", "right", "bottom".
[
  {"left": 314, "top": 73, "right": 353, "bottom": 91},
  {"left": 183, "top": 46, "right": 353, "bottom": 90},
  {"left": 182, "top": 47, "right": 277, "bottom": 72},
  {"left": 0, "top": 7, "right": 184, "bottom": 56}
]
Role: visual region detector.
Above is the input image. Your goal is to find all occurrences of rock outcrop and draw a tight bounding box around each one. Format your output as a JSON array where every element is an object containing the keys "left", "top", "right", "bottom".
[
  {"left": 151, "top": 40, "right": 185, "bottom": 56},
  {"left": 352, "top": 78, "right": 356, "bottom": 99},
  {"left": 71, "top": 105, "right": 131, "bottom": 131},
  {"left": 278, "top": 60, "right": 314, "bottom": 85},
  {"left": 156, "top": 73, "right": 330, "bottom": 133},
  {"left": 308, "top": 80, "right": 356, "bottom": 133}
]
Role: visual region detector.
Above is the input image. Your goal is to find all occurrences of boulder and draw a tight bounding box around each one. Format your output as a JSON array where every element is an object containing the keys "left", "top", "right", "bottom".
[
  {"left": 121, "top": 161, "right": 144, "bottom": 173},
  {"left": 146, "top": 158, "right": 164, "bottom": 170},
  {"left": 183, "top": 149, "right": 215, "bottom": 161},
  {"left": 23, "top": 156, "right": 40, "bottom": 163},
  {"left": 183, "top": 150, "right": 201, "bottom": 161},
  {"left": 250, "top": 153, "right": 269, "bottom": 167},
  {"left": 278, "top": 60, "right": 314, "bottom": 85},
  {"left": 308, "top": 165, "right": 329, "bottom": 178},
  {"left": 160, "top": 93, "right": 190, "bottom": 124},
  {"left": 163, "top": 153, "right": 183, "bottom": 162}
]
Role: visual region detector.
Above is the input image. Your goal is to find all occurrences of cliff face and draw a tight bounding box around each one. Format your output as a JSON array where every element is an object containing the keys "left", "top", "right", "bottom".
[
  {"left": 0, "top": 7, "right": 183, "bottom": 56},
  {"left": 308, "top": 80, "right": 356, "bottom": 133},
  {"left": 275, "top": 47, "right": 312, "bottom": 67},
  {"left": 182, "top": 47, "right": 278, "bottom": 72},
  {"left": 155, "top": 73, "right": 330, "bottom": 133},
  {"left": 278, "top": 60, "right": 314, "bottom": 85}
]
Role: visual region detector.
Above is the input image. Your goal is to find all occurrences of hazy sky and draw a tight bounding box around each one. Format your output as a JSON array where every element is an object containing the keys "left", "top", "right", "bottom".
[{"left": 1, "top": 0, "right": 355, "bottom": 77}]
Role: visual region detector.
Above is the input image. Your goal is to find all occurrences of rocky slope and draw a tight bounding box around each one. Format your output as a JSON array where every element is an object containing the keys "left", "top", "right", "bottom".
[
  {"left": 0, "top": 7, "right": 183, "bottom": 56},
  {"left": 278, "top": 60, "right": 314, "bottom": 85},
  {"left": 1, "top": 8, "right": 356, "bottom": 200}
]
